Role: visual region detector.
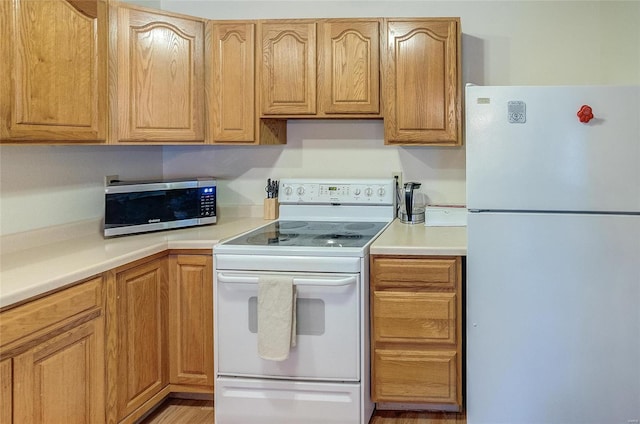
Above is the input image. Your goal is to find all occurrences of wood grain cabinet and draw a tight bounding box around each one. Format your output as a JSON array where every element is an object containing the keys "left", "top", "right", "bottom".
[
  {"left": 168, "top": 253, "right": 214, "bottom": 391},
  {"left": 259, "top": 19, "right": 381, "bottom": 118},
  {"left": 0, "top": 359, "right": 11, "bottom": 424},
  {"left": 111, "top": 4, "right": 205, "bottom": 143},
  {"left": 259, "top": 21, "right": 317, "bottom": 116},
  {"left": 208, "top": 22, "right": 256, "bottom": 143},
  {"left": 108, "top": 255, "right": 169, "bottom": 423},
  {"left": 370, "top": 255, "right": 463, "bottom": 407},
  {"left": 318, "top": 20, "right": 381, "bottom": 115},
  {"left": 0, "top": 0, "right": 108, "bottom": 143},
  {"left": 0, "top": 276, "right": 105, "bottom": 424},
  {"left": 383, "top": 18, "right": 461, "bottom": 146},
  {"left": 207, "top": 21, "right": 287, "bottom": 145}
]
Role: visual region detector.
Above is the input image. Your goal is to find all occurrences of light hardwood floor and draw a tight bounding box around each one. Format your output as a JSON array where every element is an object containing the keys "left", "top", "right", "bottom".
[{"left": 139, "top": 399, "right": 467, "bottom": 424}]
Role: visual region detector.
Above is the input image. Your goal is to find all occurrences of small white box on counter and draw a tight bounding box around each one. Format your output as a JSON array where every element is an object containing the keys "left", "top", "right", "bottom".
[{"left": 424, "top": 205, "right": 467, "bottom": 227}]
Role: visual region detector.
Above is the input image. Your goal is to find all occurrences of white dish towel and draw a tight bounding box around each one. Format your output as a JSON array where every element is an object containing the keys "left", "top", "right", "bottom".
[{"left": 257, "top": 275, "right": 297, "bottom": 361}]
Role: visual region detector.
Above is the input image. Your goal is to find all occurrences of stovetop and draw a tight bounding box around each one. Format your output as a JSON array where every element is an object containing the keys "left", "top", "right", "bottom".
[{"left": 223, "top": 220, "right": 388, "bottom": 249}]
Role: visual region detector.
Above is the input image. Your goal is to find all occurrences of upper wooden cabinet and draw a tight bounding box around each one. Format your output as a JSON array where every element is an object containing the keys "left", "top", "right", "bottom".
[
  {"left": 0, "top": 0, "right": 108, "bottom": 143},
  {"left": 318, "top": 20, "right": 380, "bottom": 115},
  {"left": 259, "top": 19, "right": 382, "bottom": 118},
  {"left": 260, "top": 21, "right": 317, "bottom": 116},
  {"left": 384, "top": 18, "right": 461, "bottom": 146},
  {"left": 111, "top": 4, "right": 205, "bottom": 143},
  {"left": 208, "top": 22, "right": 256, "bottom": 143}
]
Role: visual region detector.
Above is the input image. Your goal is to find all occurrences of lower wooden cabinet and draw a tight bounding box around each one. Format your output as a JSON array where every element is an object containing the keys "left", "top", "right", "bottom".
[
  {"left": 168, "top": 253, "right": 214, "bottom": 390},
  {"left": 0, "top": 276, "right": 105, "bottom": 424},
  {"left": 13, "top": 319, "right": 105, "bottom": 424},
  {"left": 370, "top": 255, "right": 463, "bottom": 408},
  {"left": 373, "top": 349, "right": 459, "bottom": 404},
  {"left": 0, "top": 359, "right": 10, "bottom": 424},
  {"left": 2, "top": 250, "right": 215, "bottom": 424},
  {"left": 109, "top": 255, "right": 169, "bottom": 422}
]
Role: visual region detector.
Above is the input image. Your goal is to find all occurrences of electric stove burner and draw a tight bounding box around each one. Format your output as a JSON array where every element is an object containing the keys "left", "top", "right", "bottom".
[
  {"left": 312, "top": 232, "right": 363, "bottom": 247},
  {"left": 278, "top": 221, "right": 307, "bottom": 230},
  {"left": 246, "top": 232, "right": 298, "bottom": 245},
  {"left": 305, "top": 222, "right": 340, "bottom": 231},
  {"left": 344, "top": 222, "right": 375, "bottom": 231}
]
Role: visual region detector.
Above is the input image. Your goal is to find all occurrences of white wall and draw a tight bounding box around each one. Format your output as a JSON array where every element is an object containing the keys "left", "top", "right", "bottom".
[
  {"left": 0, "top": 146, "right": 163, "bottom": 235},
  {"left": 1, "top": 1, "right": 638, "bottom": 236}
]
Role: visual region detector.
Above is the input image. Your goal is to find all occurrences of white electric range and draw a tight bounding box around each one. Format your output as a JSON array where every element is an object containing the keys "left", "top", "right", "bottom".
[{"left": 213, "top": 178, "right": 395, "bottom": 424}]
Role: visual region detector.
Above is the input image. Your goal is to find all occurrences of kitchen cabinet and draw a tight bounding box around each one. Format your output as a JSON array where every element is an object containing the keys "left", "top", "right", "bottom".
[
  {"left": 111, "top": 4, "right": 205, "bottom": 143},
  {"left": 168, "top": 253, "right": 214, "bottom": 391},
  {"left": 383, "top": 18, "right": 461, "bottom": 145},
  {"left": 0, "top": 276, "right": 105, "bottom": 424},
  {"left": 0, "top": 0, "right": 108, "bottom": 143},
  {"left": 207, "top": 21, "right": 287, "bottom": 145},
  {"left": 107, "top": 255, "right": 169, "bottom": 422},
  {"left": 370, "top": 255, "right": 463, "bottom": 407},
  {"left": 259, "top": 19, "right": 382, "bottom": 118},
  {"left": 0, "top": 359, "right": 10, "bottom": 424},
  {"left": 318, "top": 20, "right": 381, "bottom": 115},
  {"left": 260, "top": 21, "right": 317, "bottom": 116}
]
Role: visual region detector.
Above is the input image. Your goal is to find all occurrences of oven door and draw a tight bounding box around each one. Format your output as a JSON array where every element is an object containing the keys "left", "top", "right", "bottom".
[{"left": 215, "top": 270, "right": 360, "bottom": 381}]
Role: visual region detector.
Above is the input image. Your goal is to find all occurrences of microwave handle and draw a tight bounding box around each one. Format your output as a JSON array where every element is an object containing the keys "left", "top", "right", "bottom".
[{"left": 217, "top": 273, "right": 357, "bottom": 287}]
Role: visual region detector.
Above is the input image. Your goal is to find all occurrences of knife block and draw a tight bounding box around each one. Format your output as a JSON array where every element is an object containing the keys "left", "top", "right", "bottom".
[{"left": 263, "top": 198, "right": 279, "bottom": 220}]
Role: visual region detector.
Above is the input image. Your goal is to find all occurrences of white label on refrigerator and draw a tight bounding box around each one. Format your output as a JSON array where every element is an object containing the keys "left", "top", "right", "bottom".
[{"left": 508, "top": 101, "right": 526, "bottom": 123}]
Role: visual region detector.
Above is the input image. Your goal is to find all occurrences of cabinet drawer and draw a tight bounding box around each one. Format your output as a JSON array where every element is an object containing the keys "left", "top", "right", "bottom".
[
  {"left": 373, "top": 349, "right": 459, "bottom": 404},
  {"left": 373, "top": 291, "right": 456, "bottom": 345},
  {"left": 371, "top": 257, "right": 459, "bottom": 290},
  {"left": 0, "top": 277, "right": 102, "bottom": 352}
]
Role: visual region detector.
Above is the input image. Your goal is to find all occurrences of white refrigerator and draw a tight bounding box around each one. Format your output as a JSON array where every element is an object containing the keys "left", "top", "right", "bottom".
[{"left": 465, "top": 85, "right": 640, "bottom": 424}]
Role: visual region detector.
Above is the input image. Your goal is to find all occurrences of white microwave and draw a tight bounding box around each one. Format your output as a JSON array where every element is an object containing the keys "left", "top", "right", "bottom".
[{"left": 104, "top": 177, "right": 216, "bottom": 237}]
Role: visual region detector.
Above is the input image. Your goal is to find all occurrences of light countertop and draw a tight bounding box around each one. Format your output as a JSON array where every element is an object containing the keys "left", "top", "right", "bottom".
[
  {"left": 0, "top": 217, "right": 267, "bottom": 309},
  {"left": 370, "top": 219, "right": 467, "bottom": 256},
  {"left": 1, "top": 217, "right": 467, "bottom": 310}
]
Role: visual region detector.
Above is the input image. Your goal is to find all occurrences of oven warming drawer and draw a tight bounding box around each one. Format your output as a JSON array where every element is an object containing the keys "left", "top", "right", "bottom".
[{"left": 216, "top": 377, "right": 361, "bottom": 424}]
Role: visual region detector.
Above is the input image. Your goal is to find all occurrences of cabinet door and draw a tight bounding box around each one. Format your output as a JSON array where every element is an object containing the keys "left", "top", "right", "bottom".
[
  {"left": 319, "top": 20, "right": 380, "bottom": 115},
  {"left": 113, "top": 5, "right": 205, "bottom": 142},
  {"left": 0, "top": 0, "right": 107, "bottom": 142},
  {"left": 384, "top": 19, "right": 460, "bottom": 145},
  {"left": 168, "top": 254, "right": 214, "bottom": 389},
  {"left": 13, "top": 318, "right": 105, "bottom": 424},
  {"left": 0, "top": 359, "right": 11, "bottom": 424},
  {"left": 260, "top": 21, "right": 316, "bottom": 115},
  {"left": 115, "top": 257, "right": 168, "bottom": 419},
  {"left": 373, "top": 349, "right": 459, "bottom": 404},
  {"left": 209, "top": 22, "right": 255, "bottom": 143}
]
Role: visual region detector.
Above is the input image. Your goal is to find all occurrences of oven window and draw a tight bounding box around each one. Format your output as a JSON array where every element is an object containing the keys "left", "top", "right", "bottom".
[{"left": 248, "top": 297, "right": 325, "bottom": 336}]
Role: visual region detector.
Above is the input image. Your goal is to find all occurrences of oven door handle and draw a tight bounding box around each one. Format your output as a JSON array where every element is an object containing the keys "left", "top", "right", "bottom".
[{"left": 217, "top": 274, "right": 357, "bottom": 287}]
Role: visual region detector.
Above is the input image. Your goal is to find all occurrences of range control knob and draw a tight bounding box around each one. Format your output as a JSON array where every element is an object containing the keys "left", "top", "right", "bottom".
[
  {"left": 354, "top": 188, "right": 361, "bottom": 196},
  {"left": 365, "top": 187, "right": 373, "bottom": 197},
  {"left": 296, "top": 186, "right": 305, "bottom": 196},
  {"left": 377, "top": 187, "right": 386, "bottom": 197},
  {"left": 284, "top": 186, "right": 293, "bottom": 196}
]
